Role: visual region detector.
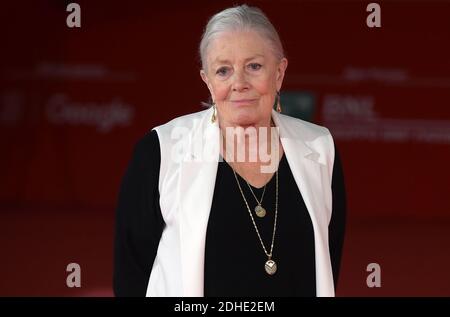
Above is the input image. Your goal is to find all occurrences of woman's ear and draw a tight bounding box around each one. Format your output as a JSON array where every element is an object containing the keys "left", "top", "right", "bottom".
[
  {"left": 276, "top": 58, "right": 288, "bottom": 91},
  {"left": 200, "top": 70, "right": 215, "bottom": 101},
  {"left": 200, "top": 69, "right": 208, "bottom": 85}
]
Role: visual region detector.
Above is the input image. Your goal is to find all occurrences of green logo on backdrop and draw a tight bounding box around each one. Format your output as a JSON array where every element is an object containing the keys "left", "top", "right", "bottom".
[{"left": 279, "top": 91, "right": 316, "bottom": 122}]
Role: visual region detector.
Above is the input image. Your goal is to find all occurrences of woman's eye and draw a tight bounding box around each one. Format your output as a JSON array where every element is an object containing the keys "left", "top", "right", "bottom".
[
  {"left": 216, "top": 67, "right": 229, "bottom": 76},
  {"left": 248, "top": 63, "right": 262, "bottom": 70}
]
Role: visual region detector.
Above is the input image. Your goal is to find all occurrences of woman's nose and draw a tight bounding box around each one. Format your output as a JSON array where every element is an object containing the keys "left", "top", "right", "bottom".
[{"left": 231, "top": 69, "right": 249, "bottom": 92}]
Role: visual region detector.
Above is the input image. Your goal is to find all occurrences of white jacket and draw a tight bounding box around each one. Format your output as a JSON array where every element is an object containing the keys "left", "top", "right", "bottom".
[{"left": 147, "top": 107, "right": 336, "bottom": 297}]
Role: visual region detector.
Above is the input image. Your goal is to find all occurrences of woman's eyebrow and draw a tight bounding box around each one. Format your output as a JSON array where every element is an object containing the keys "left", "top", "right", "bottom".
[
  {"left": 212, "top": 59, "right": 231, "bottom": 67},
  {"left": 212, "top": 54, "right": 265, "bottom": 67},
  {"left": 243, "top": 54, "right": 265, "bottom": 62}
]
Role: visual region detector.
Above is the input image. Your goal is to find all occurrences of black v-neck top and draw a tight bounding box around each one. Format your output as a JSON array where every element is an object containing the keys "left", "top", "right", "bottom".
[
  {"left": 113, "top": 130, "right": 347, "bottom": 297},
  {"left": 204, "top": 154, "right": 316, "bottom": 296}
]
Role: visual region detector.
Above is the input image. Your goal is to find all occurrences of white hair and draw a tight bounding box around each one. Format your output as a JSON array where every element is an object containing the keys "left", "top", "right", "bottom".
[{"left": 199, "top": 4, "right": 285, "bottom": 71}]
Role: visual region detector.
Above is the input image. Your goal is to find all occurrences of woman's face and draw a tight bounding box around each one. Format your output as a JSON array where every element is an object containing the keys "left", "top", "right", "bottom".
[{"left": 201, "top": 30, "right": 288, "bottom": 128}]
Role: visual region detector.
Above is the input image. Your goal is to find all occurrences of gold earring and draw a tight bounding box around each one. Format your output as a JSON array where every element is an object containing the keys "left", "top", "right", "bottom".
[
  {"left": 276, "top": 91, "right": 282, "bottom": 113},
  {"left": 211, "top": 103, "right": 217, "bottom": 123}
]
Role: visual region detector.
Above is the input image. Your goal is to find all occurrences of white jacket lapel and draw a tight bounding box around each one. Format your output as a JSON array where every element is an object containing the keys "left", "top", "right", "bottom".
[
  {"left": 272, "top": 110, "right": 335, "bottom": 296},
  {"left": 179, "top": 107, "right": 220, "bottom": 296}
]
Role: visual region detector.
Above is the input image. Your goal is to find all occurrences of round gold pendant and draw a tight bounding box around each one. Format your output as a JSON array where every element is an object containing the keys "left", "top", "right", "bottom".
[
  {"left": 255, "top": 205, "right": 266, "bottom": 218},
  {"left": 265, "top": 259, "right": 277, "bottom": 275}
]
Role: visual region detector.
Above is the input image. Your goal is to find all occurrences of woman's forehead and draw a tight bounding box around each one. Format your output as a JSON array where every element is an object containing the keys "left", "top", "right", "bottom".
[{"left": 207, "top": 31, "right": 273, "bottom": 64}]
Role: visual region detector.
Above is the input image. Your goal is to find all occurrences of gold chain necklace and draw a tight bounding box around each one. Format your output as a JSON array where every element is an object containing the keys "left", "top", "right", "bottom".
[
  {"left": 246, "top": 182, "right": 267, "bottom": 218},
  {"left": 232, "top": 169, "right": 278, "bottom": 275}
]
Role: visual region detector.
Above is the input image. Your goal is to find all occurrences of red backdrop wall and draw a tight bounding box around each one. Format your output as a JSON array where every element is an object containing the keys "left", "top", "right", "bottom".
[{"left": 1, "top": 0, "right": 449, "bottom": 296}]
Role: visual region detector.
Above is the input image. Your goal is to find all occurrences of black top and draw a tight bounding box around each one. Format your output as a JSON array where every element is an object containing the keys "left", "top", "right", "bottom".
[
  {"left": 113, "top": 129, "right": 346, "bottom": 297},
  {"left": 204, "top": 153, "right": 316, "bottom": 296}
]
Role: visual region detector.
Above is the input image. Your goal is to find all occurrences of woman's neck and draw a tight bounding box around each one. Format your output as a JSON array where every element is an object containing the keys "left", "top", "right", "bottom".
[{"left": 219, "top": 117, "right": 280, "bottom": 171}]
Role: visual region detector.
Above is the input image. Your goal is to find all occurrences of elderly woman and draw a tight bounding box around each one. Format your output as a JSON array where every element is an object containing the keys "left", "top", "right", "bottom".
[{"left": 114, "top": 5, "right": 346, "bottom": 297}]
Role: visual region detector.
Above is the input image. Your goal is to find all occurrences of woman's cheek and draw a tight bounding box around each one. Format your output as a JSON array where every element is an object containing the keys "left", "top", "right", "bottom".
[{"left": 214, "top": 85, "right": 229, "bottom": 102}]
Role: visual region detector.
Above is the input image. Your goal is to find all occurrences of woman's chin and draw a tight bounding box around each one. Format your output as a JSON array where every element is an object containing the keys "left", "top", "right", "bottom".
[
  {"left": 224, "top": 107, "right": 258, "bottom": 126},
  {"left": 231, "top": 114, "right": 258, "bottom": 128}
]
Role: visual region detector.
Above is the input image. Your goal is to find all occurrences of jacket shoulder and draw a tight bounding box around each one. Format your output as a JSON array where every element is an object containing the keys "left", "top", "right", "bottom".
[
  {"left": 152, "top": 109, "right": 209, "bottom": 137},
  {"left": 278, "top": 113, "right": 331, "bottom": 139}
]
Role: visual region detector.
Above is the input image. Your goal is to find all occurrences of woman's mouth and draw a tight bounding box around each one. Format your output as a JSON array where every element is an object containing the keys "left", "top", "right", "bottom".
[{"left": 230, "top": 99, "right": 257, "bottom": 106}]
